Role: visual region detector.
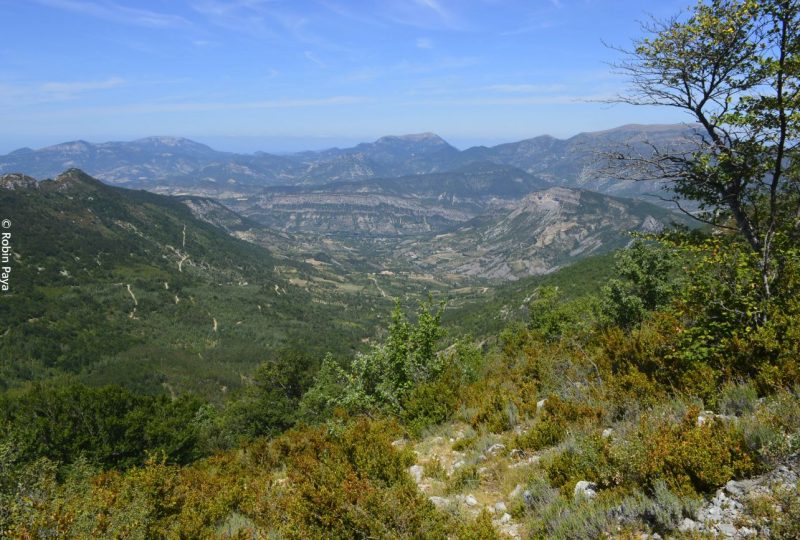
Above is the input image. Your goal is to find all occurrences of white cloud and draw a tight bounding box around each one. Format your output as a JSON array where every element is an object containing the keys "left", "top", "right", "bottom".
[
  {"left": 485, "top": 83, "right": 567, "bottom": 94},
  {"left": 189, "top": 0, "right": 352, "bottom": 52},
  {"left": 415, "top": 0, "right": 453, "bottom": 24},
  {"left": 0, "top": 77, "right": 125, "bottom": 105},
  {"left": 41, "top": 77, "right": 125, "bottom": 94},
  {"left": 32, "top": 0, "right": 189, "bottom": 28},
  {"left": 304, "top": 51, "right": 327, "bottom": 68},
  {"left": 416, "top": 37, "right": 433, "bottom": 49},
  {"left": 39, "top": 96, "right": 371, "bottom": 116},
  {"left": 405, "top": 94, "right": 618, "bottom": 106}
]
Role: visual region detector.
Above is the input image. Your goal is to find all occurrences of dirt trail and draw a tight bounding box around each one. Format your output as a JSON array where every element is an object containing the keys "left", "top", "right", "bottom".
[
  {"left": 369, "top": 276, "right": 388, "bottom": 298},
  {"left": 126, "top": 284, "right": 139, "bottom": 319}
]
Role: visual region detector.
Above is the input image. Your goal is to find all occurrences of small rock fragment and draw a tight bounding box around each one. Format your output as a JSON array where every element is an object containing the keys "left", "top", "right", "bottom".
[
  {"left": 408, "top": 465, "right": 424, "bottom": 483},
  {"left": 486, "top": 443, "right": 506, "bottom": 456},
  {"left": 716, "top": 523, "right": 737, "bottom": 537},
  {"left": 523, "top": 490, "right": 534, "bottom": 507},
  {"left": 573, "top": 480, "right": 598, "bottom": 500},
  {"left": 509, "top": 448, "right": 525, "bottom": 459},
  {"left": 428, "top": 496, "right": 449, "bottom": 509}
]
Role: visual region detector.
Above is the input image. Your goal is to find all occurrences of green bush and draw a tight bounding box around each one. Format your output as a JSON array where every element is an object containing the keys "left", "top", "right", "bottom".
[
  {"left": 0, "top": 382, "right": 203, "bottom": 469},
  {"left": 718, "top": 382, "right": 759, "bottom": 416},
  {"left": 515, "top": 395, "right": 602, "bottom": 452},
  {"left": 600, "top": 239, "right": 682, "bottom": 331},
  {"left": 544, "top": 434, "right": 617, "bottom": 493},
  {"left": 401, "top": 375, "right": 460, "bottom": 436},
  {"left": 616, "top": 406, "right": 757, "bottom": 496},
  {"left": 739, "top": 389, "right": 800, "bottom": 466},
  {"left": 612, "top": 481, "right": 701, "bottom": 536},
  {"left": 746, "top": 481, "right": 800, "bottom": 540},
  {"left": 446, "top": 464, "right": 481, "bottom": 494}
]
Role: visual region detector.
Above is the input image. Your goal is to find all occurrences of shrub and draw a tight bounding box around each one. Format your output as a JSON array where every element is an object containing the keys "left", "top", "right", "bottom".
[
  {"left": 248, "top": 417, "right": 462, "bottom": 539},
  {"left": 616, "top": 406, "right": 757, "bottom": 496},
  {"left": 459, "top": 510, "right": 502, "bottom": 540},
  {"left": 718, "top": 382, "right": 759, "bottom": 416},
  {"left": 452, "top": 435, "right": 477, "bottom": 452},
  {"left": 520, "top": 474, "right": 558, "bottom": 511},
  {"left": 526, "top": 495, "right": 616, "bottom": 540},
  {"left": 0, "top": 382, "right": 204, "bottom": 469},
  {"left": 311, "top": 301, "right": 448, "bottom": 417},
  {"left": 529, "top": 286, "right": 597, "bottom": 342},
  {"left": 600, "top": 239, "right": 682, "bottom": 330},
  {"left": 544, "top": 434, "right": 617, "bottom": 492},
  {"left": 422, "top": 458, "right": 447, "bottom": 481},
  {"left": 612, "top": 481, "right": 701, "bottom": 536},
  {"left": 739, "top": 389, "right": 800, "bottom": 466},
  {"left": 515, "top": 395, "right": 602, "bottom": 452},
  {"left": 467, "top": 384, "right": 534, "bottom": 434},
  {"left": 602, "top": 367, "right": 665, "bottom": 421},
  {"left": 446, "top": 464, "right": 481, "bottom": 494},
  {"left": 402, "top": 378, "right": 459, "bottom": 436},
  {"left": 746, "top": 481, "right": 800, "bottom": 540}
]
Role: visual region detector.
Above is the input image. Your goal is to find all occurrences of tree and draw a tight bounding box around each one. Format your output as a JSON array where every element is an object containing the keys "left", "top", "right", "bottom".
[
  {"left": 601, "top": 239, "right": 682, "bottom": 329},
  {"left": 610, "top": 0, "right": 800, "bottom": 312},
  {"left": 223, "top": 348, "right": 316, "bottom": 439},
  {"left": 343, "top": 300, "right": 447, "bottom": 414},
  {"left": 302, "top": 301, "right": 447, "bottom": 416}
]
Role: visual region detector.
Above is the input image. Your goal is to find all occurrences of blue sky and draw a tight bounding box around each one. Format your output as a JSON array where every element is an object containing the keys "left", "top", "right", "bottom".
[{"left": 1, "top": 0, "right": 692, "bottom": 153}]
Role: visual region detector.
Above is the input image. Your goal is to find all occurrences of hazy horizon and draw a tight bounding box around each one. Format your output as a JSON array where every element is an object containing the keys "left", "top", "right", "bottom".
[
  {"left": 2, "top": 0, "right": 692, "bottom": 154},
  {"left": 0, "top": 121, "right": 696, "bottom": 157}
]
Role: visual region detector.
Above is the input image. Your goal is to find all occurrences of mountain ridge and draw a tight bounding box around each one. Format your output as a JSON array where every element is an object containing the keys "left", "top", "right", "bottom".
[{"left": 0, "top": 124, "right": 697, "bottom": 200}]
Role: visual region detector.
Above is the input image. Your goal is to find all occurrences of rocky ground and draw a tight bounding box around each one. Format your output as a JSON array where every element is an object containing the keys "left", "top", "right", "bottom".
[
  {"left": 401, "top": 416, "right": 799, "bottom": 539},
  {"left": 678, "top": 454, "right": 799, "bottom": 539},
  {"left": 397, "top": 424, "right": 527, "bottom": 539}
]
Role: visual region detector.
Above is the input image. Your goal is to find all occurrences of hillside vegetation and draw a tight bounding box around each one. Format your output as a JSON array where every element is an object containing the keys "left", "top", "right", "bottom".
[
  {"left": 2, "top": 226, "right": 799, "bottom": 538},
  {"left": 0, "top": 170, "right": 411, "bottom": 397}
]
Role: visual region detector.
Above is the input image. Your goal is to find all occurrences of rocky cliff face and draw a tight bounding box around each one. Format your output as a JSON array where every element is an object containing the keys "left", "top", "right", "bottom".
[
  {"left": 234, "top": 164, "right": 546, "bottom": 235},
  {"left": 244, "top": 192, "right": 472, "bottom": 235},
  {"left": 387, "top": 187, "right": 688, "bottom": 280},
  {"left": 0, "top": 173, "right": 38, "bottom": 190}
]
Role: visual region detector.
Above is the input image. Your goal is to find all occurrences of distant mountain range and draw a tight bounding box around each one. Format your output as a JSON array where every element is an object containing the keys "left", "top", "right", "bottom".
[
  {"left": 0, "top": 124, "right": 695, "bottom": 200},
  {"left": 0, "top": 125, "right": 698, "bottom": 282},
  {"left": 1, "top": 167, "right": 692, "bottom": 286}
]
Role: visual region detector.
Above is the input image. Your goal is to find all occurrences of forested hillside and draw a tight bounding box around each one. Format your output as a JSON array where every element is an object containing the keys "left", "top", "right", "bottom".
[{"left": 0, "top": 169, "right": 406, "bottom": 397}]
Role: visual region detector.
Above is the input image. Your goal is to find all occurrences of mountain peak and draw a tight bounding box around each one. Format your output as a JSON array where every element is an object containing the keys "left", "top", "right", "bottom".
[
  {"left": 45, "top": 168, "right": 108, "bottom": 192},
  {"left": 0, "top": 173, "right": 38, "bottom": 190},
  {"left": 575, "top": 123, "right": 697, "bottom": 138},
  {"left": 376, "top": 133, "right": 447, "bottom": 145},
  {"left": 42, "top": 140, "right": 94, "bottom": 153},
  {"left": 134, "top": 136, "right": 195, "bottom": 146}
]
